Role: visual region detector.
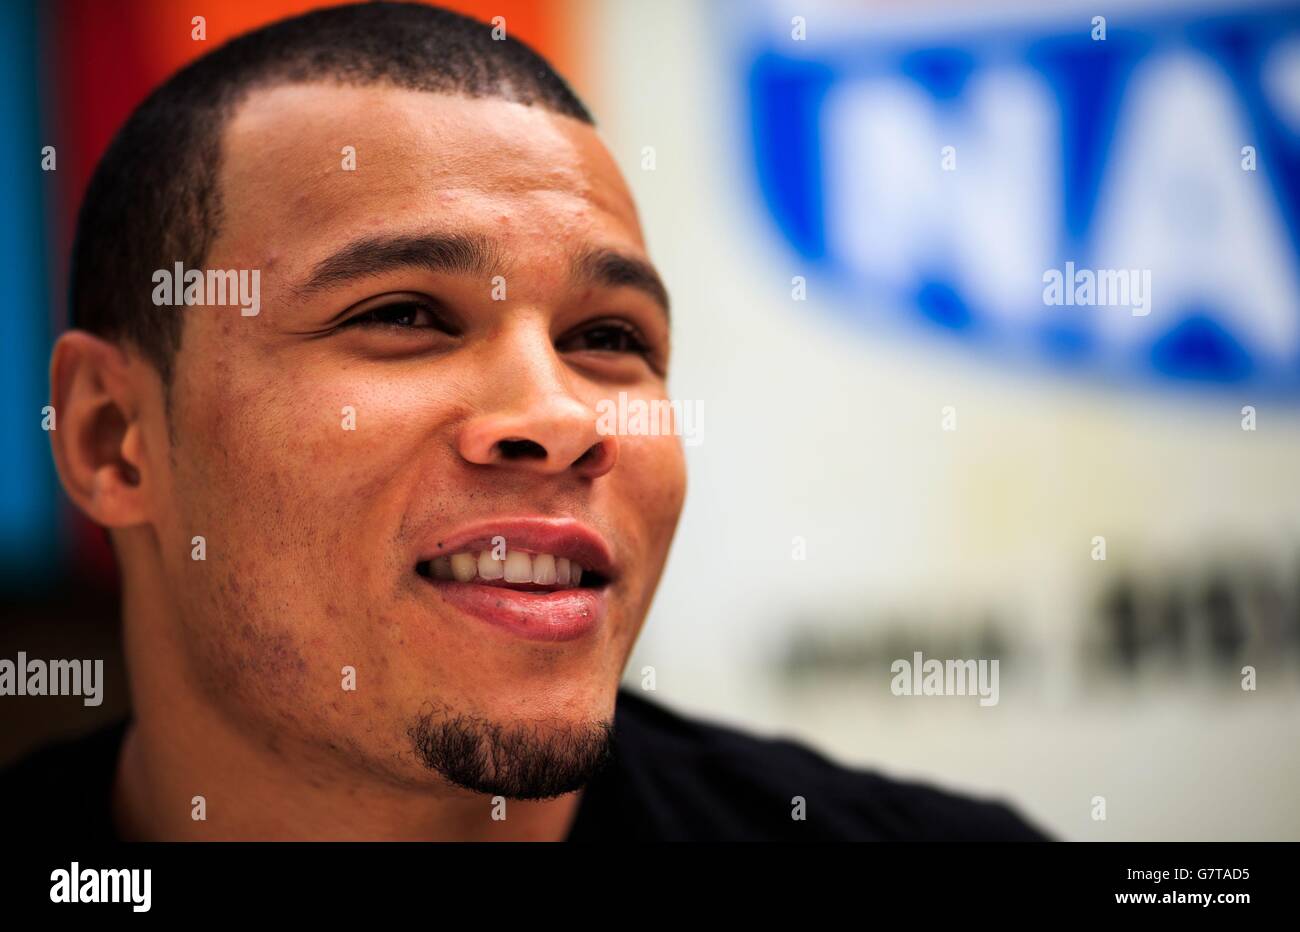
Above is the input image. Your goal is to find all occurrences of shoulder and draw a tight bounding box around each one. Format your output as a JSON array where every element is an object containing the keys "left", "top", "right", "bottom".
[
  {"left": 606, "top": 689, "right": 1051, "bottom": 841},
  {"left": 0, "top": 718, "right": 128, "bottom": 839}
]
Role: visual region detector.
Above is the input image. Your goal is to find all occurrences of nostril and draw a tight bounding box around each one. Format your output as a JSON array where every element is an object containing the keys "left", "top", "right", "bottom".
[
  {"left": 573, "top": 442, "right": 604, "bottom": 467},
  {"left": 496, "top": 438, "right": 547, "bottom": 461},
  {"left": 573, "top": 438, "right": 617, "bottom": 476}
]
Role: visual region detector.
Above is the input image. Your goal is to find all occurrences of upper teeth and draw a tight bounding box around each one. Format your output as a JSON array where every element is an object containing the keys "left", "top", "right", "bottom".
[{"left": 430, "top": 551, "right": 584, "bottom": 587}]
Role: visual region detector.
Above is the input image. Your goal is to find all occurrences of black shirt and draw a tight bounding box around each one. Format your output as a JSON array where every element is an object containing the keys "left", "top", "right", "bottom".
[{"left": 0, "top": 688, "right": 1049, "bottom": 841}]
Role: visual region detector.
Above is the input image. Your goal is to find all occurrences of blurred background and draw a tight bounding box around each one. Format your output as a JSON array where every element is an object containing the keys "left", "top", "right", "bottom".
[{"left": 3, "top": 0, "right": 1300, "bottom": 840}]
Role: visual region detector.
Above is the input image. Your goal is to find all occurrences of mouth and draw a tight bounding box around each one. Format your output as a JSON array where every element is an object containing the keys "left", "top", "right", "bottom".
[
  {"left": 415, "top": 550, "right": 609, "bottom": 592},
  {"left": 412, "top": 518, "right": 616, "bottom": 642}
]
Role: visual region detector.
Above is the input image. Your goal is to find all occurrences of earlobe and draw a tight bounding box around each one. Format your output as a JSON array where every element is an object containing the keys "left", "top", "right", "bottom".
[{"left": 47, "top": 331, "right": 153, "bottom": 530}]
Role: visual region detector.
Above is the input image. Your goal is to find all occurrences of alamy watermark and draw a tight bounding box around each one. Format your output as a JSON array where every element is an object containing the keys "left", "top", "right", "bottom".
[
  {"left": 890, "top": 651, "right": 999, "bottom": 707},
  {"left": 1042, "top": 261, "right": 1151, "bottom": 317},
  {"left": 0, "top": 652, "right": 103, "bottom": 706},
  {"left": 50, "top": 862, "right": 150, "bottom": 912},
  {"left": 152, "top": 262, "right": 260, "bottom": 316},
  {"left": 595, "top": 391, "right": 703, "bottom": 446}
]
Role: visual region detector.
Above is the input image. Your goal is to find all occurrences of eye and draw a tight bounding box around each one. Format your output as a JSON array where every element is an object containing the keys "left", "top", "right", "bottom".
[
  {"left": 340, "top": 299, "right": 456, "bottom": 333},
  {"left": 559, "top": 320, "right": 651, "bottom": 356}
]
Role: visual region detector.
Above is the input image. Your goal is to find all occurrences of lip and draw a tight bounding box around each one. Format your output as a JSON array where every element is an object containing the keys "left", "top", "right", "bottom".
[
  {"left": 414, "top": 516, "right": 615, "bottom": 642},
  {"left": 422, "top": 583, "right": 605, "bottom": 642}
]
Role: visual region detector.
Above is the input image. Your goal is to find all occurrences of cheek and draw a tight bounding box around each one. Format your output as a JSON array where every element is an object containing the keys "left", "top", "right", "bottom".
[
  {"left": 166, "top": 372, "right": 408, "bottom": 645},
  {"left": 183, "top": 367, "right": 392, "bottom": 535},
  {"left": 160, "top": 384, "right": 419, "bottom": 741},
  {"left": 617, "top": 433, "right": 687, "bottom": 555}
]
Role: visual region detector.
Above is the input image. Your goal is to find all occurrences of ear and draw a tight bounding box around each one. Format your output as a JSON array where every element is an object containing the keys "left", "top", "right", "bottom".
[{"left": 48, "top": 331, "right": 157, "bottom": 529}]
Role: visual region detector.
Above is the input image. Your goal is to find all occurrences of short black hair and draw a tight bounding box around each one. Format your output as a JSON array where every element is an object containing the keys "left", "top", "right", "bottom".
[{"left": 69, "top": 1, "right": 593, "bottom": 388}]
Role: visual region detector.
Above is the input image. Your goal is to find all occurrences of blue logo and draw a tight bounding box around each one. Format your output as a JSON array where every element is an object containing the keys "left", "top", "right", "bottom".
[{"left": 745, "top": 3, "right": 1300, "bottom": 397}]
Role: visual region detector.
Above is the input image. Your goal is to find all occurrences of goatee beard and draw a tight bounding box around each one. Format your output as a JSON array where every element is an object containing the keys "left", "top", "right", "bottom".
[{"left": 407, "top": 708, "right": 614, "bottom": 799}]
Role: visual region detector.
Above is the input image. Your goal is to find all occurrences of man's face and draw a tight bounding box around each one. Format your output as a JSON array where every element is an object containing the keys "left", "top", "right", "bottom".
[{"left": 149, "top": 84, "right": 685, "bottom": 795}]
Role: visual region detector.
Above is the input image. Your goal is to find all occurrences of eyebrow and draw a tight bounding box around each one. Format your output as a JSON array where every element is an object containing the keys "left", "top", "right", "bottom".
[
  {"left": 294, "top": 232, "right": 503, "bottom": 297},
  {"left": 293, "top": 232, "right": 670, "bottom": 319},
  {"left": 571, "top": 246, "right": 671, "bottom": 318}
]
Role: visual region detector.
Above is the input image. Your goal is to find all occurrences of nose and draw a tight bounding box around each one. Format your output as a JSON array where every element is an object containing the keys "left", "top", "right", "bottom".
[{"left": 456, "top": 335, "right": 618, "bottom": 480}]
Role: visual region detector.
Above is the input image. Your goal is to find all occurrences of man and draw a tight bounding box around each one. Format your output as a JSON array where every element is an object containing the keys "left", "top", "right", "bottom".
[{"left": 6, "top": 2, "right": 1047, "bottom": 841}]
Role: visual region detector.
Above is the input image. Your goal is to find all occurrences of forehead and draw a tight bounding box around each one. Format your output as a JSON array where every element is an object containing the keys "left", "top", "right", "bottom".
[{"left": 210, "top": 82, "right": 643, "bottom": 274}]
